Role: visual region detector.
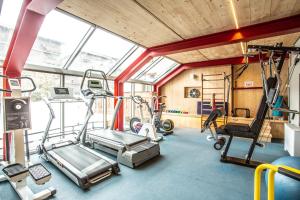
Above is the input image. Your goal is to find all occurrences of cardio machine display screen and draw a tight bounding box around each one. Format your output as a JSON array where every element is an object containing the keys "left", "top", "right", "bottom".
[
  {"left": 10, "top": 80, "right": 19, "bottom": 86},
  {"left": 88, "top": 80, "right": 102, "bottom": 89},
  {"left": 54, "top": 87, "right": 69, "bottom": 95}
]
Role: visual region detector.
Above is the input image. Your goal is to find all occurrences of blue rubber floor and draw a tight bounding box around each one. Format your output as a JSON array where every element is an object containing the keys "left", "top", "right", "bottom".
[{"left": 0, "top": 128, "right": 288, "bottom": 200}]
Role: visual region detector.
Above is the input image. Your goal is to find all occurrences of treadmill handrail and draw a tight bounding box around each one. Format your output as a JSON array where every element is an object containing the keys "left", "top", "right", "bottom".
[
  {"left": 41, "top": 97, "right": 85, "bottom": 146},
  {"left": 80, "top": 69, "right": 112, "bottom": 97}
]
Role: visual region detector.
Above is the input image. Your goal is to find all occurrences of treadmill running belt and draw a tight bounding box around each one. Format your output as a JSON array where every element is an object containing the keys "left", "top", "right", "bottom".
[
  {"left": 52, "top": 145, "right": 110, "bottom": 171},
  {"left": 89, "top": 129, "right": 147, "bottom": 146}
]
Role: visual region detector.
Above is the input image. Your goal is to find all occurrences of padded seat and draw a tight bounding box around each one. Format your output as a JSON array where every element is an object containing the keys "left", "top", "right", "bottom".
[
  {"left": 224, "top": 123, "right": 250, "bottom": 132},
  {"left": 218, "top": 123, "right": 256, "bottom": 138}
]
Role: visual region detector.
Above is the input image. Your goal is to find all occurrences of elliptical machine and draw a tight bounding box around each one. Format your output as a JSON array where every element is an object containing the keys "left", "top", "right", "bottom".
[
  {"left": 0, "top": 75, "right": 56, "bottom": 200},
  {"left": 130, "top": 95, "right": 163, "bottom": 142},
  {"left": 151, "top": 96, "right": 174, "bottom": 135}
]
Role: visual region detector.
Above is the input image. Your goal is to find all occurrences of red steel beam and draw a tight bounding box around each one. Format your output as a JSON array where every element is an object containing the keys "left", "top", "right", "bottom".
[
  {"left": 1, "top": 0, "right": 30, "bottom": 162},
  {"left": 114, "top": 50, "right": 152, "bottom": 130},
  {"left": 115, "top": 50, "right": 153, "bottom": 84},
  {"left": 154, "top": 55, "right": 264, "bottom": 91},
  {"left": 2, "top": 0, "right": 62, "bottom": 159},
  {"left": 114, "top": 14, "right": 300, "bottom": 130},
  {"left": 149, "top": 14, "right": 300, "bottom": 56},
  {"left": 4, "top": 0, "right": 62, "bottom": 77},
  {"left": 154, "top": 65, "right": 185, "bottom": 93}
]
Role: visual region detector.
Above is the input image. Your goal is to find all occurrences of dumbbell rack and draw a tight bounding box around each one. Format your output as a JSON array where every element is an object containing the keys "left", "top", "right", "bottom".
[{"left": 200, "top": 73, "right": 227, "bottom": 130}]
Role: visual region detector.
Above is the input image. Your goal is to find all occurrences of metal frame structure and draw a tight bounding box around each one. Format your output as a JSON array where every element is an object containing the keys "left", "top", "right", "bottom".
[{"left": 2, "top": 0, "right": 300, "bottom": 132}]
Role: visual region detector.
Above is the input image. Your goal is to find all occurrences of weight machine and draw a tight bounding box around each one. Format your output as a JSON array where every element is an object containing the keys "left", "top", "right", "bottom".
[
  {"left": 214, "top": 44, "right": 300, "bottom": 168},
  {"left": 200, "top": 43, "right": 300, "bottom": 167},
  {"left": 248, "top": 44, "right": 300, "bottom": 117}
]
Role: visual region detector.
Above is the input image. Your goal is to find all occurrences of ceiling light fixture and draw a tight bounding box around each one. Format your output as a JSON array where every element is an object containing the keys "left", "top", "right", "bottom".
[
  {"left": 230, "top": 0, "right": 239, "bottom": 29},
  {"left": 229, "top": 0, "right": 245, "bottom": 54}
]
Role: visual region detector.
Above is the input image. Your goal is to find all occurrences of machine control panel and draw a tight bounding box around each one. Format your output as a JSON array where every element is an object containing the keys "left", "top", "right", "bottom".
[
  {"left": 3, "top": 97, "right": 31, "bottom": 131},
  {"left": 88, "top": 80, "right": 103, "bottom": 89},
  {"left": 50, "top": 87, "right": 75, "bottom": 99},
  {"left": 8, "top": 79, "right": 21, "bottom": 90}
]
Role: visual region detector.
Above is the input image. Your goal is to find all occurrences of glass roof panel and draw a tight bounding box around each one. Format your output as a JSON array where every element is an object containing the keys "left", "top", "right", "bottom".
[
  {"left": 69, "top": 28, "right": 135, "bottom": 73},
  {"left": 153, "top": 63, "right": 180, "bottom": 83},
  {"left": 0, "top": 0, "right": 23, "bottom": 61},
  {"left": 110, "top": 46, "right": 145, "bottom": 77},
  {"left": 26, "top": 10, "right": 91, "bottom": 68},
  {"left": 131, "top": 57, "right": 161, "bottom": 79},
  {"left": 138, "top": 58, "right": 178, "bottom": 82}
]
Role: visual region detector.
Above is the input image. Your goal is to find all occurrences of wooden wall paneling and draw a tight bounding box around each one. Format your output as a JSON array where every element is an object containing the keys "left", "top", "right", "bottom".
[
  {"left": 58, "top": 0, "right": 181, "bottom": 47},
  {"left": 232, "top": 60, "right": 289, "bottom": 117},
  {"left": 161, "top": 66, "right": 232, "bottom": 115},
  {"left": 161, "top": 114, "right": 202, "bottom": 129},
  {"left": 233, "top": 63, "right": 262, "bottom": 88},
  {"left": 233, "top": 89, "right": 263, "bottom": 117}
]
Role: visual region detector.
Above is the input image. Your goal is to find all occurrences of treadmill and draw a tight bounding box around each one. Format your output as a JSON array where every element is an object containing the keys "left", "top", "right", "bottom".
[
  {"left": 39, "top": 87, "right": 120, "bottom": 189},
  {"left": 80, "top": 69, "right": 160, "bottom": 168}
]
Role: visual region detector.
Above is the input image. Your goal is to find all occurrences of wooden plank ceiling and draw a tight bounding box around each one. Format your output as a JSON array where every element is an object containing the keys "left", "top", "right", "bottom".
[
  {"left": 168, "top": 32, "right": 300, "bottom": 63},
  {"left": 58, "top": 0, "right": 300, "bottom": 63}
]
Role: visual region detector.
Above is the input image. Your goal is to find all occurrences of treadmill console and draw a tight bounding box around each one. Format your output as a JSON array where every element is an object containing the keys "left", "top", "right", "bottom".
[
  {"left": 87, "top": 79, "right": 110, "bottom": 96},
  {"left": 88, "top": 80, "right": 102, "bottom": 89},
  {"left": 50, "top": 87, "right": 75, "bottom": 99},
  {"left": 8, "top": 79, "right": 21, "bottom": 90}
]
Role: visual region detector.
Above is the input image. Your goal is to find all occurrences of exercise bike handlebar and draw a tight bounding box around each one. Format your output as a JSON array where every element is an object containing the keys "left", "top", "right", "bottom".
[
  {"left": 131, "top": 95, "right": 146, "bottom": 104},
  {"left": 0, "top": 75, "right": 36, "bottom": 93}
]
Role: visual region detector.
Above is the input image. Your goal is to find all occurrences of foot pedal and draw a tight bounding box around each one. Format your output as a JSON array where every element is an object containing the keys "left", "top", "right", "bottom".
[
  {"left": 256, "top": 142, "right": 265, "bottom": 148},
  {"left": 2, "top": 163, "right": 29, "bottom": 182},
  {"left": 28, "top": 163, "right": 51, "bottom": 185}
]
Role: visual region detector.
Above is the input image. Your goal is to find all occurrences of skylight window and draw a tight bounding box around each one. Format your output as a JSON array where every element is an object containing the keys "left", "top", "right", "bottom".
[
  {"left": 138, "top": 58, "right": 179, "bottom": 83},
  {"left": 68, "top": 28, "right": 135, "bottom": 73},
  {"left": 26, "top": 10, "right": 91, "bottom": 68},
  {"left": 110, "top": 46, "right": 145, "bottom": 77},
  {"left": 0, "top": 0, "right": 22, "bottom": 61},
  {"left": 131, "top": 57, "right": 162, "bottom": 80}
]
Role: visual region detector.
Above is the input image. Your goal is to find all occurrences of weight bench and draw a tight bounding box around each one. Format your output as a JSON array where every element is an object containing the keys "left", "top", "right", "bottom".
[{"left": 216, "top": 77, "right": 276, "bottom": 168}]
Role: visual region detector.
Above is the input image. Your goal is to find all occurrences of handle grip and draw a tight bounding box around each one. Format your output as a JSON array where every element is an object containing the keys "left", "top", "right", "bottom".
[
  {"left": 278, "top": 167, "right": 300, "bottom": 181},
  {"left": 0, "top": 75, "right": 36, "bottom": 93}
]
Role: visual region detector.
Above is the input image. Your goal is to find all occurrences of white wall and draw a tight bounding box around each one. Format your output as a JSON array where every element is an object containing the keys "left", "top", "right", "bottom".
[{"left": 289, "top": 38, "right": 300, "bottom": 126}]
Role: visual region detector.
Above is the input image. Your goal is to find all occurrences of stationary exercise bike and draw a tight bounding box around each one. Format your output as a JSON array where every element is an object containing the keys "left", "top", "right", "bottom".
[
  {"left": 151, "top": 96, "right": 174, "bottom": 135},
  {"left": 130, "top": 95, "right": 163, "bottom": 142},
  {"left": 0, "top": 75, "right": 56, "bottom": 200}
]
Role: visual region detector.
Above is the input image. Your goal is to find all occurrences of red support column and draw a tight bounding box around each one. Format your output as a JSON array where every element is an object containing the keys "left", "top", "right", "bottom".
[
  {"left": 2, "top": 0, "right": 62, "bottom": 159},
  {"left": 114, "top": 81, "right": 124, "bottom": 130},
  {"left": 155, "top": 65, "right": 185, "bottom": 91},
  {"left": 4, "top": 0, "right": 62, "bottom": 77},
  {"left": 2, "top": 0, "right": 31, "bottom": 161},
  {"left": 114, "top": 50, "right": 153, "bottom": 130}
]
